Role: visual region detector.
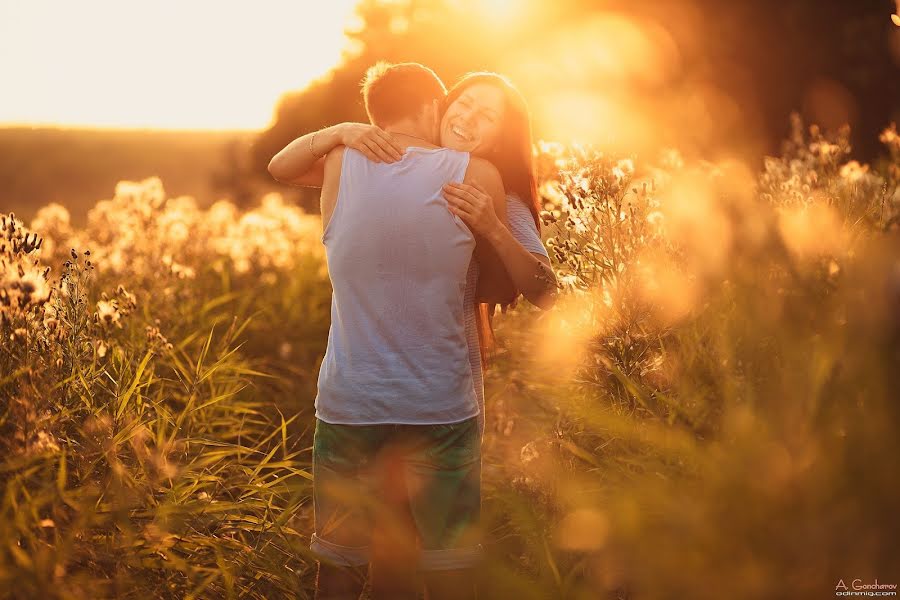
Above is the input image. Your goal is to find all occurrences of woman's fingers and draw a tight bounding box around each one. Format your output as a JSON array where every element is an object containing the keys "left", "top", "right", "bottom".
[
  {"left": 445, "top": 182, "right": 480, "bottom": 195},
  {"left": 446, "top": 203, "right": 465, "bottom": 219},
  {"left": 445, "top": 196, "right": 476, "bottom": 220},
  {"left": 445, "top": 194, "right": 475, "bottom": 214},
  {"left": 376, "top": 130, "right": 404, "bottom": 160},
  {"left": 443, "top": 190, "right": 476, "bottom": 212},
  {"left": 359, "top": 140, "right": 385, "bottom": 163},
  {"left": 443, "top": 183, "right": 483, "bottom": 206},
  {"left": 468, "top": 181, "right": 489, "bottom": 196},
  {"left": 348, "top": 131, "right": 388, "bottom": 163},
  {"left": 367, "top": 137, "right": 396, "bottom": 163},
  {"left": 369, "top": 132, "right": 403, "bottom": 162}
]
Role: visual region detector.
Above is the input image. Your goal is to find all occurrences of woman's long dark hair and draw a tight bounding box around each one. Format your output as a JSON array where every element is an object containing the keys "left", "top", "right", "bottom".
[{"left": 442, "top": 72, "right": 540, "bottom": 372}]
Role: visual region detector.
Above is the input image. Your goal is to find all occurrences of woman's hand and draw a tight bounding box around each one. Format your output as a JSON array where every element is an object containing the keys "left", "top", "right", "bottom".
[
  {"left": 337, "top": 123, "right": 404, "bottom": 163},
  {"left": 442, "top": 182, "right": 503, "bottom": 237}
]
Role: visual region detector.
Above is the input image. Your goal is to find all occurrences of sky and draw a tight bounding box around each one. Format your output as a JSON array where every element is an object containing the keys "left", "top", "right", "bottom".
[{"left": 0, "top": 0, "right": 359, "bottom": 130}]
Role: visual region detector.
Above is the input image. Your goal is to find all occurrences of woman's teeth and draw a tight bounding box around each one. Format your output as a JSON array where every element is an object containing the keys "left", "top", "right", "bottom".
[{"left": 452, "top": 125, "right": 473, "bottom": 142}]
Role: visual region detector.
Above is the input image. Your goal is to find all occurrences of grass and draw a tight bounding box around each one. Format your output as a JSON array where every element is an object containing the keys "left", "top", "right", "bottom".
[{"left": 2, "top": 114, "right": 898, "bottom": 598}]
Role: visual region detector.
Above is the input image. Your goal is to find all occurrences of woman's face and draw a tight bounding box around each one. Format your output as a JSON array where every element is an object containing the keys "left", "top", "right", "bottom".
[{"left": 440, "top": 82, "right": 506, "bottom": 156}]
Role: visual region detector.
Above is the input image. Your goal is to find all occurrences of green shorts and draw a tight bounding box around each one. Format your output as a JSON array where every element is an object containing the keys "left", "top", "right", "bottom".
[{"left": 310, "top": 416, "right": 482, "bottom": 571}]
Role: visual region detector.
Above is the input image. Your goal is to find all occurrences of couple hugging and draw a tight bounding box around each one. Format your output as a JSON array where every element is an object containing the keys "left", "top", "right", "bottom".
[{"left": 268, "top": 61, "right": 557, "bottom": 599}]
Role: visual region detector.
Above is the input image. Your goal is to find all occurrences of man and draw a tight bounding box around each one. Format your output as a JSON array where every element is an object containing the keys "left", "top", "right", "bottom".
[{"left": 269, "top": 63, "right": 509, "bottom": 600}]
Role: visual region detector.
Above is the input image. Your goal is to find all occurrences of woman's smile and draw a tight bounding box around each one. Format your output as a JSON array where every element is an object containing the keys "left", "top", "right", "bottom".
[
  {"left": 440, "top": 82, "right": 507, "bottom": 155},
  {"left": 450, "top": 123, "right": 475, "bottom": 143}
]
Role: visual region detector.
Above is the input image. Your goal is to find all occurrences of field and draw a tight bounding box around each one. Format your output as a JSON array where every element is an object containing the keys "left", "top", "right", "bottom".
[
  {"left": 1, "top": 116, "right": 899, "bottom": 599},
  {"left": 0, "top": 127, "right": 288, "bottom": 228}
]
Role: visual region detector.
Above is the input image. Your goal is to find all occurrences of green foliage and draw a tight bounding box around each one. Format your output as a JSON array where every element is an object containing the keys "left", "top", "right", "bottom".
[
  {"left": 479, "top": 116, "right": 900, "bottom": 598},
  {"left": 2, "top": 115, "right": 899, "bottom": 598},
  {"left": 1, "top": 191, "right": 331, "bottom": 599}
]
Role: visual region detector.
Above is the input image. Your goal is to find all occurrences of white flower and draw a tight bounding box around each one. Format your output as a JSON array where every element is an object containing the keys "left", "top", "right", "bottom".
[
  {"left": 96, "top": 300, "right": 120, "bottom": 326},
  {"left": 839, "top": 160, "right": 868, "bottom": 183},
  {"left": 559, "top": 274, "right": 579, "bottom": 290}
]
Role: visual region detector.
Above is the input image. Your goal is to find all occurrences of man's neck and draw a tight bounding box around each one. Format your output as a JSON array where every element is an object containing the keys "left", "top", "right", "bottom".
[{"left": 383, "top": 120, "right": 437, "bottom": 148}]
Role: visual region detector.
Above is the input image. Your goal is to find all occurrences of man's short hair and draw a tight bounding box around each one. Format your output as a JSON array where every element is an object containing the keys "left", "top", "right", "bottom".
[{"left": 361, "top": 62, "right": 447, "bottom": 127}]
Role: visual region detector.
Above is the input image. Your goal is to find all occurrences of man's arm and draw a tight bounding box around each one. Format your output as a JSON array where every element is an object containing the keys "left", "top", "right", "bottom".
[{"left": 268, "top": 123, "right": 402, "bottom": 188}]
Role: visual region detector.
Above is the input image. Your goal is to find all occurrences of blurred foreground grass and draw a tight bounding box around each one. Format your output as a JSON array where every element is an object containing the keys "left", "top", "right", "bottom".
[{"left": 1, "top": 115, "right": 898, "bottom": 599}]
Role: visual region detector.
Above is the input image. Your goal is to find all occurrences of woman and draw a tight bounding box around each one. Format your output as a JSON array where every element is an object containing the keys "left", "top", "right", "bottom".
[{"left": 274, "top": 71, "right": 558, "bottom": 440}]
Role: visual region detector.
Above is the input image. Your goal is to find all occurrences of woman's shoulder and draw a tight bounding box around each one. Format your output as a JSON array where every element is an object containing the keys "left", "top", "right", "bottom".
[
  {"left": 505, "top": 192, "right": 533, "bottom": 217},
  {"left": 504, "top": 192, "right": 547, "bottom": 255}
]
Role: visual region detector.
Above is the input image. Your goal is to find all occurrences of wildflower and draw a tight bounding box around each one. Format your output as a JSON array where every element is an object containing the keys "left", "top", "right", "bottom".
[
  {"left": 612, "top": 158, "right": 635, "bottom": 182},
  {"left": 17, "top": 270, "right": 52, "bottom": 307},
  {"left": 146, "top": 324, "right": 174, "bottom": 351},
  {"left": 880, "top": 123, "right": 900, "bottom": 156},
  {"left": 559, "top": 274, "right": 579, "bottom": 290},
  {"left": 116, "top": 285, "right": 137, "bottom": 309},
  {"left": 537, "top": 140, "right": 564, "bottom": 155},
  {"left": 569, "top": 214, "right": 588, "bottom": 234},
  {"left": 810, "top": 141, "right": 841, "bottom": 160},
  {"left": 839, "top": 160, "right": 869, "bottom": 184},
  {"left": 95, "top": 300, "right": 121, "bottom": 326},
  {"left": 15, "top": 232, "right": 43, "bottom": 254}
]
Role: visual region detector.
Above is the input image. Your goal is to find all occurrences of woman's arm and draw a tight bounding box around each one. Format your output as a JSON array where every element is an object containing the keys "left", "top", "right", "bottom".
[
  {"left": 482, "top": 225, "right": 557, "bottom": 310},
  {"left": 493, "top": 195, "right": 555, "bottom": 311},
  {"left": 464, "top": 160, "right": 517, "bottom": 305},
  {"left": 267, "top": 123, "right": 403, "bottom": 187},
  {"left": 444, "top": 183, "right": 558, "bottom": 310}
]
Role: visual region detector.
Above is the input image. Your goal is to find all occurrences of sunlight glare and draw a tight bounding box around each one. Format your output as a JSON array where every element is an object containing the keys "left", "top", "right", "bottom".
[
  {"left": 0, "top": 0, "right": 359, "bottom": 130},
  {"left": 476, "top": 0, "right": 525, "bottom": 23}
]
